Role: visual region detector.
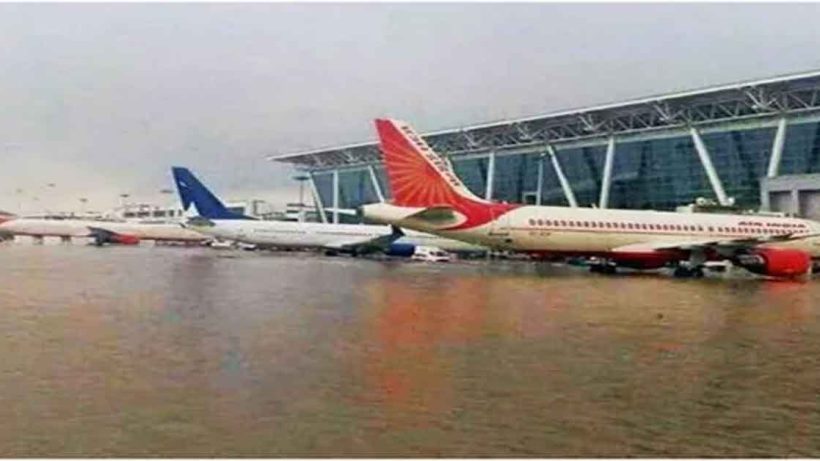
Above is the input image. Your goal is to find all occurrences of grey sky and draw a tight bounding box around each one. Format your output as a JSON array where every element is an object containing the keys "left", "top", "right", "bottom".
[{"left": 3, "top": 2, "right": 820, "bottom": 214}]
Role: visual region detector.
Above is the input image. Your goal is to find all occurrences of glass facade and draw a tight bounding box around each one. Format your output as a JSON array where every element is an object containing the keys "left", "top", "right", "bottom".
[{"left": 314, "top": 120, "right": 820, "bottom": 218}]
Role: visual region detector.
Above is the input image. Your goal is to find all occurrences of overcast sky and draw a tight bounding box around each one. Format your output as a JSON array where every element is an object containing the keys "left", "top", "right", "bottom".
[{"left": 3, "top": 2, "right": 820, "bottom": 214}]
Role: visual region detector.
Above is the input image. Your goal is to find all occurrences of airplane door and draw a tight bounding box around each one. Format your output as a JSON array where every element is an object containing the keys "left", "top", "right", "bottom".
[{"left": 488, "top": 207, "right": 513, "bottom": 247}]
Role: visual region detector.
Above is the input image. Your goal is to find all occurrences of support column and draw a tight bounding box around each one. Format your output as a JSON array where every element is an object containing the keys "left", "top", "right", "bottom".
[
  {"left": 485, "top": 151, "right": 496, "bottom": 201},
  {"left": 598, "top": 136, "right": 616, "bottom": 209},
  {"left": 332, "top": 169, "right": 340, "bottom": 224},
  {"left": 767, "top": 117, "right": 788, "bottom": 178},
  {"left": 307, "top": 173, "right": 328, "bottom": 224},
  {"left": 760, "top": 178, "right": 771, "bottom": 212},
  {"left": 535, "top": 155, "right": 544, "bottom": 206},
  {"left": 690, "top": 127, "right": 730, "bottom": 206},
  {"left": 547, "top": 145, "right": 578, "bottom": 208},
  {"left": 791, "top": 189, "right": 800, "bottom": 217},
  {"left": 367, "top": 165, "right": 385, "bottom": 203}
]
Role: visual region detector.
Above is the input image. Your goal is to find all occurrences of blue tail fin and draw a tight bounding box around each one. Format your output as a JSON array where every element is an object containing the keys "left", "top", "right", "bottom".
[{"left": 171, "top": 167, "right": 255, "bottom": 220}]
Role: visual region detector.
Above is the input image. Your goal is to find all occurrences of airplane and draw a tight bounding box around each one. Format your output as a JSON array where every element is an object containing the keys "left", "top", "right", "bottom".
[
  {"left": 360, "top": 119, "right": 820, "bottom": 278},
  {"left": 0, "top": 214, "right": 207, "bottom": 245},
  {"left": 171, "top": 166, "right": 485, "bottom": 256}
]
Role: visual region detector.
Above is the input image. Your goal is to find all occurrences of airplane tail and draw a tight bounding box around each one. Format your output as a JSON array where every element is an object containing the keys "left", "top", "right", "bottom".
[
  {"left": 171, "top": 167, "right": 254, "bottom": 220},
  {"left": 374, "top": 119, "right": 487, "bottom": 208},
  {"left": 372, "top": 119, "right": 517, "bottom": 231},
  {"left": 0, "top": 211, "right": 16, "bottom": 224}
]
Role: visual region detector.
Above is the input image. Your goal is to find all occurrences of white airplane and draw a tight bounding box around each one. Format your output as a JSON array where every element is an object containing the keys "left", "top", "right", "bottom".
[
  {"left": 361, "top": 119, "right": 820, "bottom": 278},
  {"left": 0, "top": 214, "right": 207, "bottom": 245},
  {"left": 171, "top": 167, "right": 484, "bottom": 256}
]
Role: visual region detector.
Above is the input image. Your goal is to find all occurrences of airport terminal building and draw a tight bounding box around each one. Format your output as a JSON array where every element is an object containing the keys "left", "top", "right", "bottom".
[{"left": 271, "top": 71, "right": 820, "bottom": 223}]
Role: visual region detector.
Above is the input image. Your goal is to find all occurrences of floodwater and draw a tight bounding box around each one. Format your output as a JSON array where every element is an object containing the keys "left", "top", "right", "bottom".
[{"left": 1, "top": 243, "right": 819, "bottom": 457}]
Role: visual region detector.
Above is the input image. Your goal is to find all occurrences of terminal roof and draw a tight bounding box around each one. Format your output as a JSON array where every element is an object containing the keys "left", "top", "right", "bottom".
[{"left": 269, "top": 69, "right": 820, "bottom": 169}]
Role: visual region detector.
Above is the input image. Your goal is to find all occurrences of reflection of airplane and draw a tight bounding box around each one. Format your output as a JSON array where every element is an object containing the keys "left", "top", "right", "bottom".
[
  {"left": 0, "top": 215, "right": 207, "bottom": 245},
  {"left": 171, "top": 167, "right": 484, "bottom": 255},
  {"left": 362, "top": 119, "right": 820, "bottom": 278}
]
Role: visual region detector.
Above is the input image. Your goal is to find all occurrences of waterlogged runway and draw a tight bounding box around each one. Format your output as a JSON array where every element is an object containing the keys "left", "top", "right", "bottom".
[{"left": 0, "top": 244, "right": 819, "bottom": 456}]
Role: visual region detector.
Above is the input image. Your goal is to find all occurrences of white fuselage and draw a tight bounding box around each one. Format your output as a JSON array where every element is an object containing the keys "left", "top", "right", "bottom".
[
  {"left": 0, "top": 218, "right": 207, "bottom": 242},
  {"left": 188, "top": 219, "right": 484, "bottom": 252},
  {"left": 366, "top": 204, "right": 820, "bottom": 259}
]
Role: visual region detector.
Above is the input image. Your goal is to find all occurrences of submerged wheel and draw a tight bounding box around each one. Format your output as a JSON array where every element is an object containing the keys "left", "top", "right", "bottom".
[
  {"left": 589, "top": 264, "right": 603, "bottom": 273},
  {"left": 590, "top": 263, "right": 617, "bottom": 275},
  {"left": 673, "top": 266, "right": 691, "bottom": 278}
]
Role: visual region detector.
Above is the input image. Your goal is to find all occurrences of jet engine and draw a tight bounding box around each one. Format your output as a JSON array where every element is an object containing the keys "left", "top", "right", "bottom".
[
  {"left": 89, "top": 227, "right": 140, "bottom": 246},
  {"left": 734, "top": 248, "right": 811, "bottom": 278},
  {"left": 109, "top": 233, "right": 141, "bottom": 245},
  {"left": 384, "top": 242, "right": 416, "bottom": 257}
]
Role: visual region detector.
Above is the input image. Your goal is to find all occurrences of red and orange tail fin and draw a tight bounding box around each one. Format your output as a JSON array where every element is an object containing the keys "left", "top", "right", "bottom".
[{"left": 374, "top": 119, "right": 485, "bottom": 208}]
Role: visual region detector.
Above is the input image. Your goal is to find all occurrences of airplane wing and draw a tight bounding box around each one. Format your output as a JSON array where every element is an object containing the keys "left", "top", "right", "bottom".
[
  {"left": 612, "top": 232, "right": 820, "bottom": 255},
  {"left": 322, "top": 226, "right": 405, "bottom": 253}
]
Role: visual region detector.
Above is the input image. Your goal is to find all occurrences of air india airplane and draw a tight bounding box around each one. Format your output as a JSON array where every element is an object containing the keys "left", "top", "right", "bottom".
[{"left": 361, "top": 119, "right": 820, "bottom": 278}]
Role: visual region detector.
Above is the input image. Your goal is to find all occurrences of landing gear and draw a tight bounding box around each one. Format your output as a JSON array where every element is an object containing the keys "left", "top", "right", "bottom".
[
  {"left": 589, "top": 260, "right": 617, "bottom": 274},
  {"left": 673, "top": 265, "right": 704, "bottom": 278}
]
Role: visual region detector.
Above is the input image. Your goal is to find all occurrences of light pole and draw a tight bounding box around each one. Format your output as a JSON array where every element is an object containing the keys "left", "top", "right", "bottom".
[
  {"left": 293, "top": 174, "right": 309, "bottom": 222},
  {"left": 119, "top": 194, "right": 130, "bottom": 217},
  {"left": 159, "top": 188, "right": 174, "bottom": 219}
]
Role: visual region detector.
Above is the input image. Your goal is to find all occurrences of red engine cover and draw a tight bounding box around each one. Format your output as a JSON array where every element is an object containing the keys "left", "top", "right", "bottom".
[
  {"left": 748, "top": 248, "right": 811, "bottom": 278},
  {"left": 112, "top": 234, "right": 140, "bottom": 245}
]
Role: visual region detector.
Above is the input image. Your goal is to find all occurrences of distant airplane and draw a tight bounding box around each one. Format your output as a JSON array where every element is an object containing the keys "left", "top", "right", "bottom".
[
  {"left": 361, "top": 119, "right": 820, "bottom": 278},
  {"left": 171, "top": 166, "right": 484, "bottom": 255},
  {"left": 0, "top": 214, "right": 207, "bottom": 245}
]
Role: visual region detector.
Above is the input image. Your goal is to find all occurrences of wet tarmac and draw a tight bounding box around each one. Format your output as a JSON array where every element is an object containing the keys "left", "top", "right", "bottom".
[{"left": 1, "top": 243, "right": 819, "bottom": 456}]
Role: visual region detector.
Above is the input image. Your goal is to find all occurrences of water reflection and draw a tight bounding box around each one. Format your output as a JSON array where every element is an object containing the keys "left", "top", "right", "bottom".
[{"left": 0, "top": 246, "right": 818, "bottom": 456}]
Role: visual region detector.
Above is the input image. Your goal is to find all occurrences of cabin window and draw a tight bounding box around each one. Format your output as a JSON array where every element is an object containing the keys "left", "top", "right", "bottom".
[{"left": 529, "top": 219, "right": 536, "bottom": 226}]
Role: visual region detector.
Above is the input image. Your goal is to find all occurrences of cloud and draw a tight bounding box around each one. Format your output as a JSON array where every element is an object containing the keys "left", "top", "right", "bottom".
[{"left": 2, "top": 3, "right": 820, "bottom": 215}]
